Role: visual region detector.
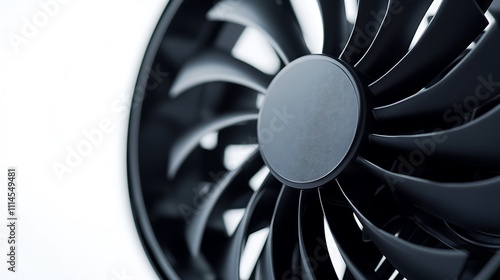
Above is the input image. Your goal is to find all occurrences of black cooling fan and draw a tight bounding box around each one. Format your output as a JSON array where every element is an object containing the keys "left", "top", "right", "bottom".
[{"left": 128, "top": 0, "right": 500, "bottom": 279}]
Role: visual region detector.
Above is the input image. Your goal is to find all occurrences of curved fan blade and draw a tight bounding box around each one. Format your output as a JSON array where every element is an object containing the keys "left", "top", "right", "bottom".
[
  {"left": 476, "top": 0, "right": 494, "bottom": 11},
  {"left": 262, "top": 187, "right": 300, "bottom": 279},
  {"left": 369, "top": 0, "right": 488, "bottom": 101},
  {"left": 254, "top": 255, "right": 272, "bottom": 280},
  {"left": 221, "top": 175, "right": 280, "bottom": 279},
  {"left": 170, "top": 50, "right": 272, "bottom": 97},
  {"left": 355, "top": 0, "right": 433, "bottom": 80},
  {"left": 340, "top": 181, "right": 469, "bottom": 280},
  {"left": 185, "top": 150, "right": 263, "bottom": 256},
  {"left": 491, "top": 0, "right": 500, "bottom": 13},
  {"left": 298, "top": 190, "right": 337, "bottom": 280},
  {"left": 340, "top": 0, "right": 389, "bottom": 65},
  {"left": 316, "top": 0, "right": 349, "bottom": 56},
  {"left": 370, "top": 105, "right": 500, "bottom": 168},
  {"left": 222, "top": 190, "right": 264, "bottom": 279},
  {"left": 319, "top": 188, "right": 381, "bottom": 279},
  {"left": 208, "top": 0, "right": 309, "bottom": 63},
  {"left": 373, "top": 16, "right": 500, "bottom": 122},
  {"left": 359, "top": 158, "right": 500, "bottom": 233},
  {"left": 352, "top": 206, "right": 469, "bottom": 280},
  {"left": 254, "top": 237, "right": 275, "bottom": 280},
  {"left": 476, "top": 250, "right": 500, "bottom": 279},
  {"left": 168, "top": 113, "right": 258, "bottom": 178}
]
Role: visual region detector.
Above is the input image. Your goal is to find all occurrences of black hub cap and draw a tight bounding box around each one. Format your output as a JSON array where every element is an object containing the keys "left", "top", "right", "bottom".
[{"left": 258, "top": 55, "right": 364, "bottom": 189}]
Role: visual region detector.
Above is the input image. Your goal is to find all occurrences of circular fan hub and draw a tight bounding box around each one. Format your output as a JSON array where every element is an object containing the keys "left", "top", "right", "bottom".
[{"left": 258, "top": 55, "right": 364, "bottom": 189}]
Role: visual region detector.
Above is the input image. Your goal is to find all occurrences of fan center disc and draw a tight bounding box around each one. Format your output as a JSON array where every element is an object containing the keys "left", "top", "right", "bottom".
[{"left": 258, "top": 55, "right": 364, "bottom": 189}]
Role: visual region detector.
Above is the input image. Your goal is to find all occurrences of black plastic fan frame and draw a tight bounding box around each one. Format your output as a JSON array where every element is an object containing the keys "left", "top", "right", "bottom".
[{"left": 128, "top": 0, "right": 500, "bottom": 279}]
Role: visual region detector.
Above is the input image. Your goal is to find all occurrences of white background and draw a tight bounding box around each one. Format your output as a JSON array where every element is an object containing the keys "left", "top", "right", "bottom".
[{"left": 0, "top": 0, "right": 167, "bottom": 279}]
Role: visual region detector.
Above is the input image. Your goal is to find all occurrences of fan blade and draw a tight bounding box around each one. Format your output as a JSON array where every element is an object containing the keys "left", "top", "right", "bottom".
[
  {"left": 476, "top": 250, "right": 500, "bottom": 279},
  {"left": 352, "top": 207, "right": 469, "bottom": 280},
  {"left": 170, "top": 50, "right": 272, "bottom": 97},
  {"left": 319, "top": 188, "right": 381, "bottom": 279},
  {"left": 359, "top": 158, "right": 500, "bottom": 233},
  {"left": 222, "top": 190, "right": 264, "bottom": 279},
  {"left": 340, "top": 0, "right": 389, "bottom": 65},
  {"left": 369, "top": 0, "right": 488, "bottom": 101},
  {"left": 476, "top": 0, "right": 494, "bottom": 11},
  {"left": 221, "top": 175, "right": 280, "bottom": 279},
  {"left": 207, "top": 0, "right": 309, "bottom": 63},
  {"left": 340, "top": 182, "right": 469, "bottom": 280},
  {"left": 370, "top": 105, "right": 500, "bottom": 168},
  {"left": 373, "top": 19, "right": 500, "bottom": 122},
  {"left": 316, "top": 0, "right": 349, "bottom": 56},
  {"left": 298, "top": 190, "right": 337, "bottom": 280},
  {"left": 254, "top": 242, "right": 275, "bottom": 280},
  {"left": 491, "top": 0, "right": 500, "bottom": 13},
  {"left": 261, "top": 187, "right": 300, "bottom": 279},
  {"left": 355, "top": 0, "right": 433, "bottom": 80},
  {"left": 167, "top": 113, "right": 257, "bottom": 178},
  {"left": 185, "top": 150, "right": 263, "bottom": 256}
]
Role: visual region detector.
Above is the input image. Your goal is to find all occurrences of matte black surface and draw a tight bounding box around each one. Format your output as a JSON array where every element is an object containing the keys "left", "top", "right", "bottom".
[
  {"left": 370, "top": 0, "right": 488, "bottom": 102},
  {"left": 298, "top": 190, "right": 337, "bottom": 279},
  {"left": 360, "top": 157, "right": 500, "bottom": 233},
  {"left": 208, "top": 0, "right": 309, "bottom": 63},
  {"left": 168, "top": 113, "right": 258, "bottom": 178},
  {"left": 340, "top": 0, "right": 389, "bottom": 65},
  {"left": 347, "top": 196, "right": 470, "bottom": 280},
  {"left": 373, "top": 13, "right": 500, "bottom": 122},
  {"left": 370, "top": 105, "right": 500, "bottom": 169},
  {"left": 316, "top": 0, "right": 348, "bottom": 56},
  {"left": 355, "top": 0, "right": 433, "bottom": 80},
  {"left": 263, "top": 187, "right": 300, "bottom": 279},
  {"left": 184, "top": 150, "right": 262, "bottom": 256},
  {"left": 170, "top": 50, "right": 272, "bottom": 97},
  {"left": 220, "top": 175, "right": 280, "bottom": 279},
  {"left": 258, "top": 55, "right": 363, "bottom": 188}
]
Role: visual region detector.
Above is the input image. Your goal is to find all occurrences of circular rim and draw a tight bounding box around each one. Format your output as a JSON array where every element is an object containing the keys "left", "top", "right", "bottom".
[{"left": 127, "top": 0, "right": 183, "bottom": 279}]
